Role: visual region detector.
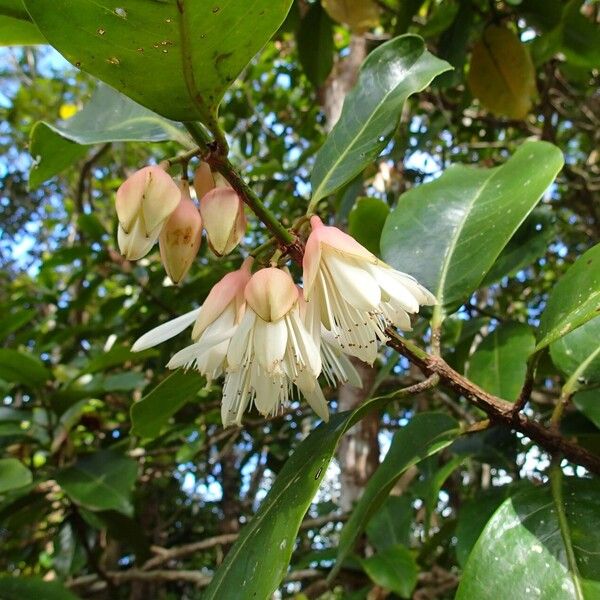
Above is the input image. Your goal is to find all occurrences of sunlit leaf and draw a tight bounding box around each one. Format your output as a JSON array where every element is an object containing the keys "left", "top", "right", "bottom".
[
  {"left": 457, "top": 476, "right": 600, "bottom": 599},
  {"left": 24, "top": 0, "right": 294, "bottom": 123},
  {"left": 537, "top": 244, "right": 600, "bottom": 351},
  {"left": 310, "top": 34, "right": 451, "bottom": 206},
  {"left": 381, "top": 141, "right": 563, "bottom": 313}
]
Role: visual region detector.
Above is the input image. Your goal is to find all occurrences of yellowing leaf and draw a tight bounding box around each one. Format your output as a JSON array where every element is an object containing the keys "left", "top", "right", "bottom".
[
  {"left": 468, "top": 25, "right": 537, "bottom": 120},
  {"left": 59, "top": 103, "right": 78, "bottom": 120},
  {"left": 322, "top": 0, "right": 379, "bottom": 33}
]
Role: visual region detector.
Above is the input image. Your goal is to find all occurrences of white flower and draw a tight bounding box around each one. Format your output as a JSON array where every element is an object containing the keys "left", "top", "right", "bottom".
[
  {"left": 303, "top": 216, "right": 436, "bottom": 364},
  {"left": 131, "top": 259, "right": 252, "bottom": 385},
  {"left": 222, "top": 267, "right": 326, "bottom": 427}
]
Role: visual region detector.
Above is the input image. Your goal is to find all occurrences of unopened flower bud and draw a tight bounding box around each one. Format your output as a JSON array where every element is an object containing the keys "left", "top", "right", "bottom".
[
  {"left": 159, "top": 181, "right": 202, "bottom": 284},
  {"left": 193, "top": 162, "right": 215, "bottom": 200},
  {"left": 200, "top": 187, "right": 247, "bottom": 257},
  {"left": 115, "top": 165, "right": 180, "bottom": 260}
]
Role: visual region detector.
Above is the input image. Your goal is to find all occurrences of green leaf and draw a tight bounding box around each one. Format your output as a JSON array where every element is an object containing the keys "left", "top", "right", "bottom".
[
  {"left": 24, "top": 0, "right": 293, "bottom": 123},
  {"left": 0, "top": 308, "right": 38, "bottom": 341},
  {"left": 310, "top": 34, "right": 451, "bottom": 206},
  {"left": 0, "top": 577, "right": 80, "bottom": 600},
  {"left": 204, "top": 393, "right": 437, "bottom": 598},
  {"left": 56, "top": 450, "right": 137, "bottom": 517},
  {"left": 0, "top": 14, "right": 45, "bottom": 45},
  {"left": 348, "top": 197, "right": 389, "bottom": 256},
  {"left": 297, "top": 2, "right": 334, "bottom": 87},
  {"left": 361, "top": 544, "right": 418, "bottom": 598},
  {"left": 482, "top": 208, "right": 556, "bottom": 286},
  {"left": 574, "top": 390, "right": 600, "bottom": 429},
  {"left": 0, "top": 0, "right": 30, "bottom": 20},
  {"left": 29, "top": 123, "right": 88, "bottom": 189},
  {"left": 467, "top": 322, "right": 536, "bottom": 401},
  {"left": 131, "top": 370, "right": 203, "bottom": 440},
  {"left": 457, "top": 475, "right": 600, "bottom": 599},
  {"left": 381, "top": 141, "right": 564, "bottom": 312},
  {"left": 366, "top": 496, "right": 412, "bottom": 553},
  {"left": 537, "top": 244, "right": 600, "bottom": 351},
  {"left": 560, "top": 0, "right": 600, "bottom": 70},
  {"left": 29, "top": 84, "right": 192, "bottom": 187},
  {"left": 550, "top": 317, "right": 600, "bottom": 387},
  {"left": 0, "top": 458, "right": 33, "bottom": 493},
  {"left": 454, "top": 487, "right": 512, "bottom": 567},
  {"left": 335, "top": 413, "right": 459, "bottom": 572},
  {"left": 0, "top": 348, "right": 51, "bottom": 388}
]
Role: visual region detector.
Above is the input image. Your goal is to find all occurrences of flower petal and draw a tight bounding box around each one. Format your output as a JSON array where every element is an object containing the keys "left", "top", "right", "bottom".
[
  {"left": 131, "top": 307, "right": 201, "bottom": 352},
  {"left": 254, "top": 317, "right": 288, "bottom": 373},
  {"left": 324, "top": 253, "right": 381, "bottom": 311}
]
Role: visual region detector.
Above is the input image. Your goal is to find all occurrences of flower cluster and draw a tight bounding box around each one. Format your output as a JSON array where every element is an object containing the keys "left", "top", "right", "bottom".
[
  {"left": 114, "top": 163, "right": 246, "bottom": 283},
  {"left": 132, "top": 211, "right": 435, "bottom": 427}
]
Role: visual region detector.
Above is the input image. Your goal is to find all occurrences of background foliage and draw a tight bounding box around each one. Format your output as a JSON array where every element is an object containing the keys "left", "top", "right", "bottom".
[{"left": 0, "top": 0, "right": 599, "bottom": 598}]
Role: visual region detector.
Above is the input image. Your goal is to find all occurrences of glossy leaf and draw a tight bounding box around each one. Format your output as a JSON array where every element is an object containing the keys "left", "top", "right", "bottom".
[
  {"left": 457, "top": 476, "right": 600, "bottom": 599},
  {"left": 0, "top": 458, "right": 32, "bottom": 493},
  {"left": 467, "top": 322, "right": 536, "bottom": 401},
  {"left": 310, "top": 34, "right": 451, "bottom": 205},
  {"left": 204, "top": 395, "right": 439, "bottom": 598},
  {"left": 468, "top": 25, "right": 537, "bottom": 119},
  {"left": 297, "top": 2, "right": 334, "bottom": 87},
  {"left": 335, "top": 413, "right": 459, "bottom": 572},
  {"left": 29, "top": 84, "right": 192, "bottom": 187},
  {"left": 348, "top": 197, "right": 389, "bottom": 256},
  {"left": 130, "top": 370, "right": 204, "bottom": 440},
  {"left": 482, "top": 208, "right": 556, "bottom": 286},
  {"left": 29, "top": 123, "right": 88, "bottom": 189},
  {"left": 537, "top": 244, "right": 600, "bottom": 351},
  {"left": 381, "top": 141, "right": 564, "bottom": 312},
  {"left": 550, "top": 317, "right": 600, "bottom": 386},
  {"left": 56, "top": 450, "right": 137, "bottom": 516},
  {"left": 0, "top": 577, "right": 80, "bottom": 600},
  {"left": 24, "top": 0, "right": 293, "bottom": 123},
  {"left": 0, "top": 348, "right": 51, "bottom": 388},
  {"left": 454, "top": 487, "right": 512, "bottom": 567},
  {"left": 361, "top": 544, "right": 418, "bottom": 598},
  {"left": 0, "top": 14, "right": 45, "bottom": 45}
]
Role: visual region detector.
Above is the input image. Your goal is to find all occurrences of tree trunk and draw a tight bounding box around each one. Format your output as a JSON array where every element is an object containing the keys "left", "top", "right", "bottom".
[{"left": 319, "top": 36, "right": 381, "bottom": 512}]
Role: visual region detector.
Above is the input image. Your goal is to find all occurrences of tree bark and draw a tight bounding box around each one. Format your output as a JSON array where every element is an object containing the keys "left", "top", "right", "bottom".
[{"left": 319, "top": 36, "right": 381, "bottom": 512}]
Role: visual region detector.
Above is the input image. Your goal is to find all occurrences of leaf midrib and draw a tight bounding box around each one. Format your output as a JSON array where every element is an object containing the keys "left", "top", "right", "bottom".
[
  {"left": 435, "top": 168, "right": 495, "bottom": 307},
  {"left": 551, "top": 470, "right": 585, "bottom": 600},
  {"left": 312, "top": 43, "right": 422, "bottom": 203}
]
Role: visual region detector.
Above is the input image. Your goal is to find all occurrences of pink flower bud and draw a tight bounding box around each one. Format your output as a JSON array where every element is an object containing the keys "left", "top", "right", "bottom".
[
  {"left": 200, "top": 187, "right": 247, "bottom": 257},
  {"left": 159, "top": 181, "right": 202, "bottom": 284},
  {"left": 115, "top": 165, "right": 180, "bottom": 260},
  {"left": 193, "top": 162, "right": 215, "bottom": 200}
]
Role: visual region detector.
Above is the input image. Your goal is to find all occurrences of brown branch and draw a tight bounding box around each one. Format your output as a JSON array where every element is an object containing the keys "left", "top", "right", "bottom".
[
  {"left": 386, "top": 330, "right": 600, "bottom": 475},
  {"left": 69, "top": 567, "right": 322, "bottom": 591},
  {"left": 143, "top": 513, "right": 348, "bottom": 570}
]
